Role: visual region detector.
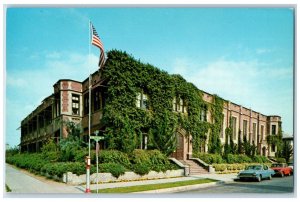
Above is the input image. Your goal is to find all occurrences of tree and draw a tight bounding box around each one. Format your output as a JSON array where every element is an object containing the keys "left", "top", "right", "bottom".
[
  {"left": 243, "top": 136, "right": 252, "bottom": 156},
  {"left": 59, "top": 121, "right": 85, "bottom": 161},
  {"left": 281, "top": 141, "right": 293, "bottom": 164},
  {"left": 237, "top": 130, "right": 243, "bottom": 154},
  {"left": 223, "top": 127, "right": 230, "bottom": 156}
]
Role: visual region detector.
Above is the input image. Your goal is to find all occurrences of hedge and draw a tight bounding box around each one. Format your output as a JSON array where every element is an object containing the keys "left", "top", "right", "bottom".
[
  {"left": 212, "top": 163, "right": 272, "bottom": 172},
  {"left": 6, "top": 149, "right": 177, "bottom": 178},
  {"left": 194, "top": 153, "right": 270, "bottom": 164},
  {"left": 192, "top": 152, "right": 224, "bottom": 164},
  {"left": 98, "top": 163, "right": 127, "bottom": 178},
  {"left": 99, "top": 150, "right": 131, "bottom": 169}
]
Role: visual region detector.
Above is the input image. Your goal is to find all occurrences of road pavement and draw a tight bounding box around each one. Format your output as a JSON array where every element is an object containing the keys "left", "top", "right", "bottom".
[
  {"left": 6, "top": 163, "right": 293, "bottom": 196},
  {"left": 176, "top": 175, "right": 294, "bottom": 195}
]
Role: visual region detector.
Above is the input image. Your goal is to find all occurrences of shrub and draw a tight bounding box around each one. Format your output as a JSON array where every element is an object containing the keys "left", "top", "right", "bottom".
[
  {"left": 98, "top": 163, "right": 126, "bottom": 178},
  {"left": 129, "top": 149, "right": 151, "bottom": 175},
  {"left": 130, "top": 149, "right": 151, "bottom": 165},
  {"left": 132, "top": 163, "right": 151, "bottom": 176},
  {"left": 226, "top": 154, "right": 239, "bottom": 164},
  {"left": 41, "top": 162, "right": 85, "bottom": 177},
  {"left": 6, "top": 153, "right": 48, "bottom": 173},
  {"left": 147, "top": 149, "right": 172, "bottom": 172},
  {"left": 41, "top": 140, "right": 58, "bottom": 153},
  {"left": 99, "top": 150, "right": 131, "bottom": 168},
  {"left": 5, "top": 146, "right": 19, "bottom": 157},
  {"left": 238, "top": 155, "right": 252, "bottom": 163},
  {"left": 193, "top": 152, "right": 224, "bottom": 164},
  {"left": 42, "top": 151, "right": 61, "bottom": 162},
  {"left": 236, "top": 164, "right": 246, "bottom": 170},
  {"left": 74, "top": 149, "right": 89, "bottom": 163},
  {"left": 226, "top": 164, "right": 238, "bottom": 171},
  {"left": 276, "top": 158, "right": 286, "bottom": 163},
  {"left": 252, "top": 155, "right": 269, "bottom": 163},
  {"left": 213, "top": 164, "right": 227, "bottom": 172}
]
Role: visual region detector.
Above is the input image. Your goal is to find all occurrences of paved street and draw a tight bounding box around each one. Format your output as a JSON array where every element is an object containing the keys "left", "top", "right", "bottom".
[
  {"left": 176, "top": 175, "right": 294, "bottom": 195},
  {"left": 5, "top": 164, "right": 83, "bottom": 194}
]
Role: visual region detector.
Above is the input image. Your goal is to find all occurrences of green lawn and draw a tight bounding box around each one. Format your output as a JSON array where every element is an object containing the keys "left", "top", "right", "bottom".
[{"left": 94, "top": 178, "right": 218, "bottom": 193}]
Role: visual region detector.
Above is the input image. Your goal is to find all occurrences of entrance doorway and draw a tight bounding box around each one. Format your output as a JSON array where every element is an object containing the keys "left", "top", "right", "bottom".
[{"left": 171, "top": 132, "right": 184, "bottom": 160}]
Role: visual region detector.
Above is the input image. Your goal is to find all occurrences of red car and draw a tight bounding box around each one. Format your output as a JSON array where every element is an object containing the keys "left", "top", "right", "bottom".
[{"left": 271, "top": 163, "right": 293, "bottom": 177}]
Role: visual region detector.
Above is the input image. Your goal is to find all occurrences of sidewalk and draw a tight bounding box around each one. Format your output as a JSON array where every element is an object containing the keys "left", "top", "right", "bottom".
[
  {"left": 6, "top": 162, "right": 237, "bottom": 194},
  {"left": 5, "top": 164, "right": 82, "bottom": 194},
  {"left": 78, "top": 173, "right": 237, "bottom": 193}
]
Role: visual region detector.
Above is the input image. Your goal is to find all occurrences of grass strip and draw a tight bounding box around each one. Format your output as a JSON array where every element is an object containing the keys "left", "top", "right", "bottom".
[{"left": 94, "top": 178, "right": 218, "bottom": 193}]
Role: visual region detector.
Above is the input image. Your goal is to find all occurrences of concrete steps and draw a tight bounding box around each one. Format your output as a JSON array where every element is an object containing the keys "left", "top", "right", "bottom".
[{"left": 179, "top": 159, "right": 209, "bottom": 175}]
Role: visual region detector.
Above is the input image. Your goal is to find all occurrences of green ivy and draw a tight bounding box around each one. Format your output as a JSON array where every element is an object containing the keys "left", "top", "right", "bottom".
[
  {"left": 101, "top": 50, "right": 211, "bottom": 155},
  {"left": 208, "top": 95, "right": 223, "bottom": 154}
]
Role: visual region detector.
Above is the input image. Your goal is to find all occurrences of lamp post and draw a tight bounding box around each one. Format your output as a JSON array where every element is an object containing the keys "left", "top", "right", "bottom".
[{"left": 90, "top": 130, "right": 104, "bottom": 193}]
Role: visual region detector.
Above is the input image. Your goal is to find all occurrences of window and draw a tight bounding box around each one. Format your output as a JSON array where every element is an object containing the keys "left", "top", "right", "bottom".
[
  {"left": 173, "top": 97, "right": 187, "bottom": 113},
  {"left": 271, "top": 144, "right": 276, "bottom": 152},
  {"left": 232, "top": 117, "right": 237, "bottom": 140},
  {"left": 261, "top": 125, "right": 264, "bottom": 140},
  {"left": 200, "top": 105, "right": 207, "bottom": 122},
  {"left": 93, "top": 88, "right": 102, "bottom": 111},
  {"left": 252, "top": 123, "right": 257, "bottom": 144},
  {"left": 243, "top": 120, "right": 248, "bottom": 138},
  {"left": 72, "top": 94, "right": 80, "bottom": 115},
  {"left": 271, "top": 125, "right": 276, "bottom": 135},
  {"left": 84, "top": 94, "right": 89, "bottom": 115},
  {"left": 136, "top": 91, "right": 149, "bottom": 110}
]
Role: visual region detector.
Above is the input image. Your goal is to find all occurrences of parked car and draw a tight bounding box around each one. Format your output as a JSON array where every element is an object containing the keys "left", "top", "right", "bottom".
[
  {"left": 287, "top": 162, "right": 294, "bottom": 172},
  {"left": 271, "top": 163, "right": 293, "bottom": 177},
  {"left": 237, "top": 165, "right": 275, "bottom": 182}
]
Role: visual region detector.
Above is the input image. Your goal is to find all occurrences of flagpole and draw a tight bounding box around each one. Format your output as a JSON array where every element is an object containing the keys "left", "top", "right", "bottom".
[{"left": 85, "top": 20, "right": 91, "bottom": 194}]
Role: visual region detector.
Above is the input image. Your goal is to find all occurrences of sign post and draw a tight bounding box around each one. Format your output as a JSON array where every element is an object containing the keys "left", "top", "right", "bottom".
[{"left": 90, "top": 130, "right": 104, "bottom": 194}]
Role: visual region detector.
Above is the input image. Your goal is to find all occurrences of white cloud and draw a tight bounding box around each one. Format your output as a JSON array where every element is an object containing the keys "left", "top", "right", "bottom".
[
  {"left": 6, "top": 76, "right": 28, "bottom": 88},
  {"left": 170, "top": 57, "right": 293, "bottom": 135},
  {"left": 6, "top": 51, "right": 100, "bottom": 146}
]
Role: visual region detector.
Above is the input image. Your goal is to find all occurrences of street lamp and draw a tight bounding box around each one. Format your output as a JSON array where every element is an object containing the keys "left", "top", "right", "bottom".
[{"left": 90, "top": 130, "right": 104, "bottom": 193}]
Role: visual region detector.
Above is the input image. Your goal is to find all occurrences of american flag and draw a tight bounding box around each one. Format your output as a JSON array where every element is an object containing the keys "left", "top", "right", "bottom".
[{"left": 91, "top": 23, "right": 105, "bottom": 68}]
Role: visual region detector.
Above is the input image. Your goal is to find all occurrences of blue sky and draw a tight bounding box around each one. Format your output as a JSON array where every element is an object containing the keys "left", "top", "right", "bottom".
[{"left": 5, "top": 7, "right": 294, "bottom": 147}]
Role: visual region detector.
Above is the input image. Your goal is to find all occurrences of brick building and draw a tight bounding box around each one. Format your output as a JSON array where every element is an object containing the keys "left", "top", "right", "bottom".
[{"left": 19, "top": 59, "right": 281, "bottom": 158}]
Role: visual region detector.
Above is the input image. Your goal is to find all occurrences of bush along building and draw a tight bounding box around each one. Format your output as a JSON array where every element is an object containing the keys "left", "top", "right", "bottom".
[{"left": 20, "top": 50, "right": 282, "bottom": 161}]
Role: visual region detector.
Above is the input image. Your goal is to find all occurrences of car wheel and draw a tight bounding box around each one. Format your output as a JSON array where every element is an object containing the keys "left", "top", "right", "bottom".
[{"left": 257, "top": 175, "right": 262, "bottom": 182}]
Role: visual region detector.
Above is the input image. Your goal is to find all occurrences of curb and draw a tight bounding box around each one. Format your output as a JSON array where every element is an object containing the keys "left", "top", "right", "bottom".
[{"left": 133, "top": 181, "right": 225, "bottom": 193}]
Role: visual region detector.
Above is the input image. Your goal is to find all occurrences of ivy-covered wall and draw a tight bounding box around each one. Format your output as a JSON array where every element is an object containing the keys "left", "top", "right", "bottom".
[{"left": 101, "top": 50, "right": 222, "bottom": 155}]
